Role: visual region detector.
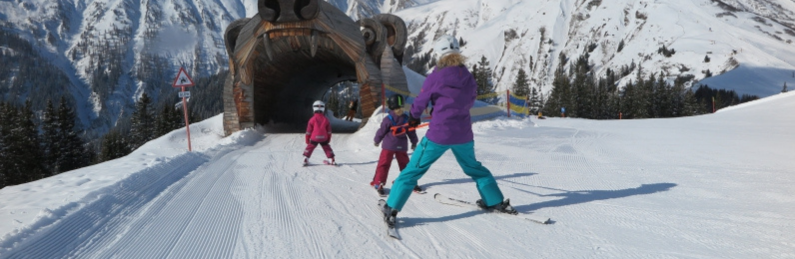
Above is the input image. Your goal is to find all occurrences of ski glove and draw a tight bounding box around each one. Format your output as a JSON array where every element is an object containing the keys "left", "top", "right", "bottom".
[
  {"left": 411, "top": 143, "right": 416, "bottom": 150},
  {"left": 407, "top": 114, "right": 421, "bottom": 127},
  {"left": 374, "top": 142, "right": 379, "bottom": 147}
]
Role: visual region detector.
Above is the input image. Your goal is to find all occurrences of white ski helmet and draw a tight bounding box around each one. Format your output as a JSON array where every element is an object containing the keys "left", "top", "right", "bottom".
[
  {"left": 433, "top": 34, "right": 461, "bottom": 58},
  {"left": 312, "top": 100, "right": 325, "bottom": 112}
]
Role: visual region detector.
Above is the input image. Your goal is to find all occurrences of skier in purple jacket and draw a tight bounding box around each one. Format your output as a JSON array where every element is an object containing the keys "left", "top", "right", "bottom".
[
  {"left": 381, "top": 35, "right": 517, "bottom": 226},
  {"left": 371, "top": 95, "right": 420, "bottom": 196}
]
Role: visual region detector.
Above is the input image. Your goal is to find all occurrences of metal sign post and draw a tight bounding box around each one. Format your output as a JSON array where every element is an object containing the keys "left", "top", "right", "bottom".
[{"left": 172, "top": 67, "right": 195, "bottom": 151}]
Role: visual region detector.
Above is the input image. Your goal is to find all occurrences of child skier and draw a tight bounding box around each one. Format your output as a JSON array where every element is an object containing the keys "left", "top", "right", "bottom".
[
  {"left": 303, "top": 100, "right": 335, "bottom": 166},
  {"left": 382, "top": 35, "right": 517, "bottom": 226},
  {"left": 372, "top": 94, "right": 421, "bottom": 196}
]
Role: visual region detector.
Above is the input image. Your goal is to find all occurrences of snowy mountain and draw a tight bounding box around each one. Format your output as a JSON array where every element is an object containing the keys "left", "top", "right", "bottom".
[
  {"left": 0, "top": 0, "right": 420, "bottom": 134},
  {"left": 0, "top": 89, "right": 793, "bottom": 257},
  {"left": 2, "top": 0, "right": 795, "bottom": 135},
  {"left": 395, "top": 0, "right": 795, "bottom": 97}
]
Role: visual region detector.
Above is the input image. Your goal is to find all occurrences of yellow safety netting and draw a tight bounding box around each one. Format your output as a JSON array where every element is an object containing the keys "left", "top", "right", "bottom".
[{"left": 476, "top": 90, "right": 505, "bottom": 100}]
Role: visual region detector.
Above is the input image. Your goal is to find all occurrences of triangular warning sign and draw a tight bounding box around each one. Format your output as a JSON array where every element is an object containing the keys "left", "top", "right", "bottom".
[{"left": 172, "top": 67, "right": 195, "bottom": 88}]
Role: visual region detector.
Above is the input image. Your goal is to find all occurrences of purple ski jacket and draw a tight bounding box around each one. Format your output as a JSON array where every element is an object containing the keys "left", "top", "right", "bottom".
[
  {"left": 374, "top": 110, "right": 419, "bottom": 152},
  {"left": 410, "top": 65, "right": 476, "bottom": 145}
]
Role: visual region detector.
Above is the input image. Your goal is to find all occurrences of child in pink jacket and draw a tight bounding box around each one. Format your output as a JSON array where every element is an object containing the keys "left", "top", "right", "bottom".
[{"left": 303, "top": 100, "right": 335, "bottom": 166}]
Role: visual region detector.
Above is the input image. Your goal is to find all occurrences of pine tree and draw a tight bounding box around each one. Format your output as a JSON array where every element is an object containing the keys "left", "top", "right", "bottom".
[
  {"left": 570, "top": 53, "right": 593, "bottom": 118},
  {"left": 129, "top": 92, "right": 155, "bottom": 150},
  {"left": 56, "top": 96, "right": 88, "bottom": 173},
  {"left": 0, "top": 102, "right": 9, "bottom": 187},
  {"left": 474, "top": 56, "right": 497, "bottom": 104},
  {"left": 670, "top": 80, "right": 686, "bottom": 117},
  {"left": 4, "top": 102, "right": 46, "bottom": 185},
  {"left": 512, "top": 68, "right": 530, "bottom": 97},
  {"left": 682, "top": 88, "right": 700, "bottom": 116},
  {"left": 155, "top": 105, "right": 170, "bottom": 137},
  {"left": 782, "top": 82, "right": 788, "bottom": 93},
  {"left": 155, "top": 105, "right": 178, "bottom": 136},
  {"left": 620, "top": 80, "right": 637, "bottom": 119},
  {"left": 529, "top": 87, "right": 541, "bottom": 116},
  {"left": 543, "top": 60, "right": 571, "bottom": 117},
  {"left": 41, "top": 99, "right": 60, "bottom": 175},
  {"left": 100, "top": 129, "right": 131, "bottom": 162}
]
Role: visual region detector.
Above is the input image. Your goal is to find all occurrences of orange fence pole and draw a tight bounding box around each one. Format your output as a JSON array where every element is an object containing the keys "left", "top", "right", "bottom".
[{"left": 506, "top": 90, "right": 511, "bottom": 118}]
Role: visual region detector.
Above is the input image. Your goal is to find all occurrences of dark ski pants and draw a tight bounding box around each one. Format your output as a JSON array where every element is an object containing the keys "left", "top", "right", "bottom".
[
  {"left": 387, "top": 138, "right": 504, "bottom": 211},
  {"left": 371, "top": 149, "right": 410, "bottom": 187}
]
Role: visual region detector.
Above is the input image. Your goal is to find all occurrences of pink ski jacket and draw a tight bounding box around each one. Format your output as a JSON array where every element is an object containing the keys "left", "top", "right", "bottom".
[{"left": 306, "top": 112, "right": 332, "bottom": 144}]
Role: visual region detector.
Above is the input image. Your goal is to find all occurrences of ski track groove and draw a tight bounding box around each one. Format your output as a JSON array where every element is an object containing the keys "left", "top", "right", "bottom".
[
  {"left": 166, "top": 157, "right": 242, "bottom": 259},
  {"left": 286, "top": 170, "right": 325, "bottom": 259},
  {"left": 104, "top": 149, "right": 241, "bottom": 259},
  {"left": 0, "top": 153, "right": 209, "bottom": 259},
  {"left": 78, "top": 146, "right": 244, "bottom": 259},
  {"left": 132, "top": 152, "right": 236, "bottom": 258}
]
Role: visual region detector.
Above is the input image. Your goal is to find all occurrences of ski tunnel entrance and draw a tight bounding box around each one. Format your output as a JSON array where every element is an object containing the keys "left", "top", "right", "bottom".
[{"left": 249, "top": 48, "right": 361, "bottom": 133}]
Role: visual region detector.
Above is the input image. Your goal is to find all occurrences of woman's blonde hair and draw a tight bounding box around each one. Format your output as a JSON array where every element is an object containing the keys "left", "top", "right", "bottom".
[{"left": 436, "top": 53, "right": 467, "bottom": 69}]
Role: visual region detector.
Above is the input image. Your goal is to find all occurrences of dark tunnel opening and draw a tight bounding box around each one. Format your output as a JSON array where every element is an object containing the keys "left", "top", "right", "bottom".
[{"left": 251, "top": 39, "right": 360, "bottom": 133}]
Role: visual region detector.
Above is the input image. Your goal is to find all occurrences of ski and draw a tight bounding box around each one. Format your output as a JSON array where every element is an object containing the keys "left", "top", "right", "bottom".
[
  {"left": 303, "top": 163, "right": 340, "bottom": 167},
  {"left": 378, "top": 199, "right": 400, "bottom": 239},
  {"left": 434, "top": 193, "right": 551, "bottom": 224},
  {"left": 323, "top": 160, "right": 340, "bottom": 166}
]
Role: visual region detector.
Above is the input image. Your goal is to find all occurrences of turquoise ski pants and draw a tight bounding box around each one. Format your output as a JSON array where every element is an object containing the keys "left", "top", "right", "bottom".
[{"left": 386, "top": 137, "right": 505, "bottom": 211}]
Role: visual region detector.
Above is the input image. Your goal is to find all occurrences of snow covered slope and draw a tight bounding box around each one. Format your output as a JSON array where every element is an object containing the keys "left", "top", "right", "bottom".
[
  {"left": 0, "top": 91, "right": 793, "bottom": 257},
  {"left": 396, "top": 0, "right": 795, "bottom": 97}
]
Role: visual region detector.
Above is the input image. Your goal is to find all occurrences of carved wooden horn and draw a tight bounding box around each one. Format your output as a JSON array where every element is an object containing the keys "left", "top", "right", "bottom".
[
  {"left": 357, "top": 18, "right": 387, "bottom": 66},
  {"left": 373, "top": 14, "right": 407, "bottom": 64},
  {"left": 224, "top": 18, "right": 251, "bottom": 75}
]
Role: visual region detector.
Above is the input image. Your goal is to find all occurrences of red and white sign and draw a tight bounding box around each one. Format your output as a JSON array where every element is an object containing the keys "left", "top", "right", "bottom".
[
  {"left": 172, "top": 67, "right": 195, "bottom": 88},
  {"left": 172, "top": 67, "right": 194, "bottom": 152}
]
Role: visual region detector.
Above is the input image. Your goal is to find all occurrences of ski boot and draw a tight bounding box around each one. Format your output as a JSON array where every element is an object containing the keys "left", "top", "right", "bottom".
[
  {"left": 302, "top": 156, "right": 308, "bottom": 166},
  {"left": 476, "top": 199, "right": 518, "bottom": 215},
  {"left": 324, "top": 157, "right": 336, "bottom": 165},
  {"left": 413, "top": 185, "right": 424, "bottom": 193},
  {"left": 382, "top": 203, "right": 399, "bottom": 227},
  {"left": 374, "top": 184, "right": 385, "bottom": 196}
]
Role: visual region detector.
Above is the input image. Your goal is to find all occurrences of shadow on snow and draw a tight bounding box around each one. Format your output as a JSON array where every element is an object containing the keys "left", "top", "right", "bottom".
[{"left": 399, "top": 182, "right": 676, "bottom": 227}]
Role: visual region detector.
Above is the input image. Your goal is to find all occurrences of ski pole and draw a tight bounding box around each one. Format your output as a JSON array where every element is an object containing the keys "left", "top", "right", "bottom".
[{"left": 390, "top": 122, "right": 429, "bottom": 136}]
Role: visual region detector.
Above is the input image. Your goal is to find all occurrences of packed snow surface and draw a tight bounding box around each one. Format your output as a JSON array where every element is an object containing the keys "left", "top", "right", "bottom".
[{"left": 1, "top": 92, "right": 794, "bottom": 258}]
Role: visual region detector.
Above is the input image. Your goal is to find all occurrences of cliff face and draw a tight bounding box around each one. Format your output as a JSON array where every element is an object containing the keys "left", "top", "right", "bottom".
[{"left": 394, "top": 0, "right": 795, "bottom": 96}]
